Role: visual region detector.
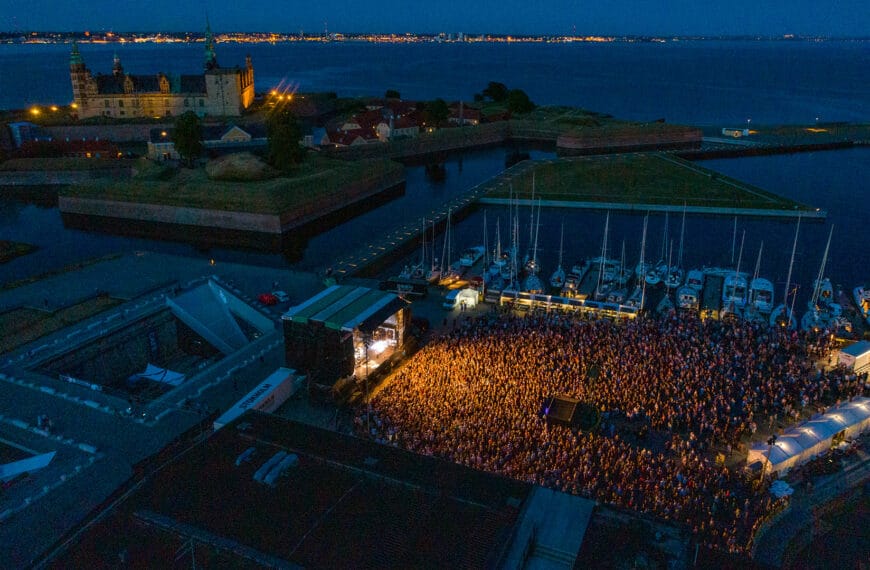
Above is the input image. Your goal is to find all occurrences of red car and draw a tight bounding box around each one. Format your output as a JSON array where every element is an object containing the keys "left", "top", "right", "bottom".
[{"left": 257, "top": 293, "right": 278, "bottom": 306}]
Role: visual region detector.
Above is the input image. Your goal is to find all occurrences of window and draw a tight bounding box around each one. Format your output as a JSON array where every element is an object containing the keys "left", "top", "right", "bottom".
[
  {"left": 184, "top": 99, "right": 189, "bottom": 107},
  {"left": 120, "top": 111, "right": 125, "bottom": 116},
  {"left": 199, "top": 99, "right": 204, "bottom": 107},
  {"left": 118, "top": 100, "right": 124, "bottom": 108},
  {"left": 104, "top": 100, "right": 110, "bottom": 107}
]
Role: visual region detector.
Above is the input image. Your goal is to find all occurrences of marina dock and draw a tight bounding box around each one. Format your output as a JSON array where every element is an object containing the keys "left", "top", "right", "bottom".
[{"left": 328, "top": 160, "right": 537, "bottom": 279}]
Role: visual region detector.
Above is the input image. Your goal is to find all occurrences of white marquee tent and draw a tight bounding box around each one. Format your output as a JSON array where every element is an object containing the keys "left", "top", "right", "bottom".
[{"left": 748, "top": 397, "right": 870, "bottom": 475}]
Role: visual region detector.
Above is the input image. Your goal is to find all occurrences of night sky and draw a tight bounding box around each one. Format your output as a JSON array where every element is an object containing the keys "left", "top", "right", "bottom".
[{"left": 2, "top": 0, "right": 868, "bottom": 36}]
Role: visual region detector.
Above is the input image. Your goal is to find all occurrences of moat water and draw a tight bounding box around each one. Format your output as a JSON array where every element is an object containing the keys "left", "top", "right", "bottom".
[{"left": 0, "top": 41, "right": 867, "bottom": 298}]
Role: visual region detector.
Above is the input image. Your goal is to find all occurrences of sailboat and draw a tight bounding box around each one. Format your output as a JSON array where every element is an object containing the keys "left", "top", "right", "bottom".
[
  {"left": 748, "top": 242, "right": 775, "bottom": 314},
  {"left": 425, "top": 218, "right": 442, "bottom": 283},
  {"left": 523, "top": 200, "right": 545, "bottom": 293},
  {"left": 721, "top": 230, "right": 748, "bottom": 319},
  {"left": 439, "top": 209, "right": 462, "bottom": 285},
  {"left": 626, "top": 215, "right": 648, "bottom": 310},
  {"left": 399, "top": 217, "right": 428, "bottom": 281},
  {"left": 634, "top": 214, "right": 651, "bottom": 281},
  {"left": 770, "top": 217, "right": 801, "bottom": 329},
  {"left": 550, "top": 221, "right": 567, "bottom": 289},
  {"left": 607, "top": 241, "right": 630, "bottom": 303},
  {"left": 853, "top": 284, "right": 870, "bottom": 326},
  {"left": 645, "top": 212, "right": 669, "bottom": 286},
  {"left": 594, "top": 212, "right": 618, "bottom": 300},
  {"left": 802, "top": 225, "right": 841, "bottom": 332},
  {"left": 665, "top": 206, "right": 686, "bottom": 289}
]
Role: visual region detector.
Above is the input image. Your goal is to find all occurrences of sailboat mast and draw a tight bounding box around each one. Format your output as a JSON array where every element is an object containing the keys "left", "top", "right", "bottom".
[
  {"left": 532, "top": 200, "right": 541, "bottom": 264},
  {"left": 731, "top": 216, "right": 738, "bottom": 265},
  {"left": 483, "top": 211, "right": 488, "bottom": 269},
  {"left": 784, "top": 216, "right": 800, "bottom": 304},
  {"left": 753, "top": 242, "right": 763, "bottom": 283},
  {"left": 620, "top": 240, "right": 626, "bottom": 277},
  {"left": 678, "top": 204, "right": 686, "bottom": 267},
  {"left": 421, "top": 217, "right": 427, "bottom": 267},
  {"left": 640, "top": 214, "right": 648, "bottom": 269},
  {"left": 735, "top": 230, "right": 745, "bottom": 277},
  {"left": 812, "top": 225, "right": 835, "bottom": 305},
  {"left": 597, "top": 212, "right": 610, "bottom": 292}
]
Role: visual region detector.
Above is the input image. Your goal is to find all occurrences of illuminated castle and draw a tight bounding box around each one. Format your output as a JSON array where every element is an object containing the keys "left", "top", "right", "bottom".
[{"left": 69, "top": 24, "right": 254, "bottom": 119}]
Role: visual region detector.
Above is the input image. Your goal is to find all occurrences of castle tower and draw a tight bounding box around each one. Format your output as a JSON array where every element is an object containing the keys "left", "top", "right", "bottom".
[
  {"left": 112, "top": 52, "right": 124, "bottom": 77},
  {"left": 204, "top": 19, "right": 218, "bottom": 70},
  {"left": 69, "top": 41, "right": 89, "bottom": 106}
]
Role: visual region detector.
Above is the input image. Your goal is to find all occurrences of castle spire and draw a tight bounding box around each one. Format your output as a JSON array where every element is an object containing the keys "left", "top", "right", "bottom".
[
  {"left": 69, "top": 40, "right": 83, "bottom": 67},
  {"left": 204, "top": 16, "right": 218, "bottom": 70},
  {"left": 112, "top": 51, "right": 123, "bottom": 76}
]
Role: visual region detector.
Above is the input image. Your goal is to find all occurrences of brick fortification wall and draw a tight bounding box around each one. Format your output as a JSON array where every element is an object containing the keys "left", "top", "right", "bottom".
[{"left": 43, "top": 124, "right": 173, "bottom": 143}]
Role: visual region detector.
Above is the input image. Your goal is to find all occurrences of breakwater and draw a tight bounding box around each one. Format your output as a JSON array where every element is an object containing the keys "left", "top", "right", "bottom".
[
  {"left": 678, "top": 141, "right": 856, "bottom": 161},
  {"left": 476, "top": 197, "right": 826, "bottom": 219}
]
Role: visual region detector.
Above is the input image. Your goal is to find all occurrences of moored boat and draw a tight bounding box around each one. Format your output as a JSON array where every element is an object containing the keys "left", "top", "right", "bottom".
[
  {"left": 801, "top": 225, "right": 840, "bottom": 333},
  {"left": 749, "top": 278, "right": 775, "bottom": 314},
  {"left": 550, "top": 222, "right": 567, "bottom": 289},
  {"left": 459, "top": 246, "right": 486, "bottom": 267},
  {"left": 853, "top": 285, "right": 870, "bottom": 326},
  {"left": 685, "top": 269, "right": 704, "bottom": 292},
  {"left": 676, "top": 285, "right": 699, "bottom": 311}
]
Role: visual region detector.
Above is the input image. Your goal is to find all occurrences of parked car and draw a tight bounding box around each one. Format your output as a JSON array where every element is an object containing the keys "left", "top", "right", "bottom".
[
  {"left": 258, "top": 293, "right": 278, "bottom": 306},
  {"left": 272, "top": 290, "right": 290, "bottom": 303}
]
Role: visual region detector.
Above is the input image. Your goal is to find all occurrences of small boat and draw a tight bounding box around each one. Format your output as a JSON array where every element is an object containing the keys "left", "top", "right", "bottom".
[
  {"left": 634, "top": 214, "right": 651, "bottom": 281},
  {"left": 676, "top": 285, "right": 699, "bottom": 311},
  {"left": 853, "top": 285, "right": 870, "bottom": 326},
  {"left": 748, "top": 241, "right": 775, "bottom": 314},
  {"left": 645, "top": 261, "right": 667, "bottom": 286},
  {"left": 459, "top": 246, "right": 485, "bottom": 267},
  {"left": 615, "top": 241, "right": 632, "bottom": 286},
  {"left": 722, "top": 273, "right": 749, "bottom": 308},
  {"left": 722, "top": 230, "right": 747, "bottom": 308},
  {"left": 550, "top": 222, "right": 567, "bottom": 289},
  {"left": 561, "top": 272, "right": 582, "bottom": 297},
  {"left": 665, "top": 205, "right": 687, "bottom": 290},
  {"left": 685, "top": 269, "right": 704, "bottom": 292},
  {"left": 646, "top": 212, "right": 669, "bottom": 287},
  {"left": 802, "top": 225, "right": 840, "bottom": 333},
  {"left": 570, "top": 259, "right": 591, "bottom": 280},
  {"left": 813, "top": 277, "right": 835, "bottom": 308},
  {"left": 749, "top": 278, "right": 775, "bottom": 314},
  {"left": 522, "top": 273, "right": 545, "bottom": 294}
]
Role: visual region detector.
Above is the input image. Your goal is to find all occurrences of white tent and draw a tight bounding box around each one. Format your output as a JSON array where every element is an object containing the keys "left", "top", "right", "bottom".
[
  {"left": 129, "top": 364, "right": 186, "bottom": 387},
  {"left": 747, "top": 396, "right": 870, "bottom": 475}
]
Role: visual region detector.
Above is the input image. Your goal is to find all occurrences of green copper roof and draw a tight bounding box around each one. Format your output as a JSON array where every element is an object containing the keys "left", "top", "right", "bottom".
[{"left": 69, "top": 41, "right": 83, "bottom": 66}]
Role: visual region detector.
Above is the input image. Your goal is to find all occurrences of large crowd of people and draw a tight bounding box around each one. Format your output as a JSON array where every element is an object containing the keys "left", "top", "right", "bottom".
[{"left": 357, "top": 312, "right": 866, "bottom": 553}]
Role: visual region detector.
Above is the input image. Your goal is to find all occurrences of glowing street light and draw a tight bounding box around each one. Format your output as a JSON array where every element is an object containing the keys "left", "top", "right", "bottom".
[{"left": 30, "top": 107, "right": 41, "bottom": 116}]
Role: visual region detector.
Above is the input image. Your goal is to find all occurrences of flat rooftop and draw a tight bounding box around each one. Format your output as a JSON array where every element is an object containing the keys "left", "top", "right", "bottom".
[{"left": 49, "top": 412, "right": 534, "bottom": 569}]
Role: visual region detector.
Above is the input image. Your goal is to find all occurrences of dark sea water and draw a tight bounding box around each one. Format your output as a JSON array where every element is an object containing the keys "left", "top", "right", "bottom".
[
  {"left": 2, "top": 41, "right": 868, "bottom": 124},
  {"left": 0, "top": 41, "right": 867, "bottom": 299}
]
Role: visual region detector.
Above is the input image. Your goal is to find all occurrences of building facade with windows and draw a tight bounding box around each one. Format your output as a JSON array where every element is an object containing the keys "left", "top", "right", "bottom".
[{"left": 69, "top": 25, "right": 254, "bottom": 120}]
